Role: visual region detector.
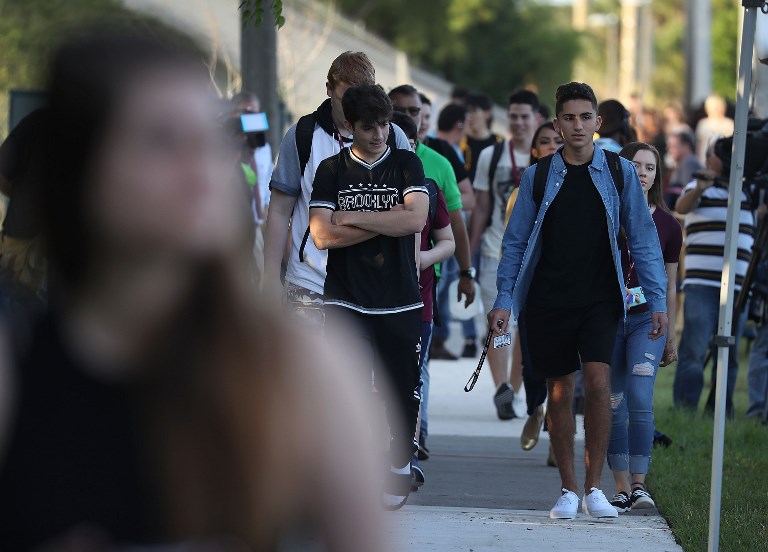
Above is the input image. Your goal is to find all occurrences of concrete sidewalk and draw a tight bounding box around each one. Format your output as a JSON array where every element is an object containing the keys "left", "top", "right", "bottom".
[{"left": 388, "top": 329, "right": 682, "bottom": 551}]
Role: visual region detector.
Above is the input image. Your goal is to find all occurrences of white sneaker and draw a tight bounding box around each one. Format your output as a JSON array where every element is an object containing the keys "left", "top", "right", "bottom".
[
  {"left": 582, "top": 487, "right": 619, "bottom": 518},
  {"left": 549, "top": 488, "right": 579, "bottom": 519}
]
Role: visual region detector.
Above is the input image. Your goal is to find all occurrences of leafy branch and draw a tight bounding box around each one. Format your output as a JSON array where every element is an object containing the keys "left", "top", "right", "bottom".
[{"left": 239, "top": 0, "right": 285, "bottom": 29}]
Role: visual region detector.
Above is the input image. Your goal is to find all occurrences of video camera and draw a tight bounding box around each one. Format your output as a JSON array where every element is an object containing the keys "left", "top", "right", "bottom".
[
  {"left": 224, "top": 110, "right": 269, "bottom": 149},
  {"left": 713, "top": 118, "right": 768, "bottom": 186}
]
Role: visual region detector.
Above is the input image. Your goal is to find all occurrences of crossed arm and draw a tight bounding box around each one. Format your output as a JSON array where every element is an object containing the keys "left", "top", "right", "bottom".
[{"left": 310, "top": 192, "right": 429, "bottom": 250}]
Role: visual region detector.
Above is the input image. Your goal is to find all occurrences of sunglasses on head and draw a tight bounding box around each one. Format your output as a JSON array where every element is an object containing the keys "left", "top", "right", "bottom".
[{"left": 394, "top": 106, "right": 421, "bottom": 116}]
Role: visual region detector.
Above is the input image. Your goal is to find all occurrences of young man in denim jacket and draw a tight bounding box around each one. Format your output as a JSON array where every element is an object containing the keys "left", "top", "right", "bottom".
[{"left": 487, "top": 83, "right": 668, "bottom": 520}]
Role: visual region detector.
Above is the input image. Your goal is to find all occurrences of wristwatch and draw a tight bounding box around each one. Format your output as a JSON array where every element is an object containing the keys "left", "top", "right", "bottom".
[{"left": 459, "top": 267, "right": 476, "bottom": 279}]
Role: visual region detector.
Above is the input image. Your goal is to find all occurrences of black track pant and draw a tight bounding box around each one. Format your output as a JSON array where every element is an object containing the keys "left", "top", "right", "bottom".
[{"left": 326, "top": 306, "right": 421, "bottom": 467}]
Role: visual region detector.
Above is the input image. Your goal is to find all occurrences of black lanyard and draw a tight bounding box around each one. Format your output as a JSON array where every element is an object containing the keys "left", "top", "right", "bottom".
[{"left": 465, "top": 329, "right": 494, "bottom": 392}]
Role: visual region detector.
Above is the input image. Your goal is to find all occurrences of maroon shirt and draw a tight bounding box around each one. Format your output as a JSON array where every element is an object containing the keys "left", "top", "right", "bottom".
[
  {"left": 621, "top": 207, "right": 683, "bottom": 312},
  {"left": 420, "top": 188, "right": 451, "bottom": 322}
]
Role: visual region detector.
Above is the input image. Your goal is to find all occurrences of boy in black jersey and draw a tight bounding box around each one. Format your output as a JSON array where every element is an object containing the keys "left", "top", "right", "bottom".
[{"left": 309, "top": 84, "right": 429, "bottom": 510}]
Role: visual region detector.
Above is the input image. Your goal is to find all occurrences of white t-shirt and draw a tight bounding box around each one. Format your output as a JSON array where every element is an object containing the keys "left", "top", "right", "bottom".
[
  {"left": 473, "top": 140, "right": 530, "bottom": 259},
  {"left": 252, "top": 144, "right": 273, "bottom": 221}
]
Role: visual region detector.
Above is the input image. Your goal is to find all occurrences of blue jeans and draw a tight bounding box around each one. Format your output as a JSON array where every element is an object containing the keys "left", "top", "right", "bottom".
[
  {"left": 419, "top": 321, "right": 433, "bottom": 439},
  {"left": 747, "top": 323, "right": 768, "bottom": 418},
  {"left": 608, "top": 311, "right": 666, "bottom": 474},
  {"left": 433, "top": 256, "right": 477, "bottom": 342},
  {"left": 673, "top": 285, "right": 744, "bottom": 415}
]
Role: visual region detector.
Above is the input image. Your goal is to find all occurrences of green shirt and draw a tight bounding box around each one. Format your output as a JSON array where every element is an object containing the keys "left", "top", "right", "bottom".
[
  {"left": 416, "top": 142, "right": 462, "bottom": 212},
  {"left": 240, "top": 162, "right": 257, "bottom": 187}
]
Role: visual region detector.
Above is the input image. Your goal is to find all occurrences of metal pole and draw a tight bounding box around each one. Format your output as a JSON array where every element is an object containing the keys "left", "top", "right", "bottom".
[
  {"left": 686, "top": 0, "right": 713, "bottom": 110},
  {"left": 619, "top": 0, "right": 640, "bottom": 103},
  {"left": 708, "top": 5, "right": 759, "bottom": 551}
]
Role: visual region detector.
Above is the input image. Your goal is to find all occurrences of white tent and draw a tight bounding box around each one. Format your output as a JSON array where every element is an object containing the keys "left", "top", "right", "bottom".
[{"left": 708, "top": 2, "right": 766, "bottom": 551}]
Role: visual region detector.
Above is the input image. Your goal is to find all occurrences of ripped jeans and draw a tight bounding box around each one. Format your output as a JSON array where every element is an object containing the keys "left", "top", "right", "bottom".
[{"left": 607, "top": 311, "right": 667, "bottom": 474}]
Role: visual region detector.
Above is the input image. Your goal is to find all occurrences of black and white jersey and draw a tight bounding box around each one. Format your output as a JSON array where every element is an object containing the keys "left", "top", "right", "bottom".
[{"left": 310, "top": 147, "right": 428, "bottom": 314}]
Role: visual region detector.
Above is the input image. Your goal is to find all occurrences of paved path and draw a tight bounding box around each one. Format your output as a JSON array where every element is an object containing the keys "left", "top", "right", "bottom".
[{"left": 389, "top": 326, "right": 682, "bottom": 551}]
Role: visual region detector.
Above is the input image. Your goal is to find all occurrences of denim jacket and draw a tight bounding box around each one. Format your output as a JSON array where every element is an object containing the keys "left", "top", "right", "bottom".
[{"left": 493, "top": 146, "right": 667, "bottom": 319}]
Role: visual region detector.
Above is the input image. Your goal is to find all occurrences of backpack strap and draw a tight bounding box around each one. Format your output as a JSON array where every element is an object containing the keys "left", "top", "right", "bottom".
[
  {"left": 487, "top": 141, "right": 505, "bottom": 187},
  {"left": 387, "top": 123, "right": 398, "bottom": 149},
  {"left": 479, "top": 141, "right": 506, "bottom": 228},
  {"left": 425, "top": 177, "right": 439, "bottom": 225},
  {"left": 296, "top": 112, "right": 317, "bottom": 177},
  {"left": 423, "top": 177, "right": 441, "bottom": 325},
  {"left": 604, "top": 149, "right": 624, "bottom": 197},
  {"left": 533, "top": 154, "right": 555, "bottom": 210}
]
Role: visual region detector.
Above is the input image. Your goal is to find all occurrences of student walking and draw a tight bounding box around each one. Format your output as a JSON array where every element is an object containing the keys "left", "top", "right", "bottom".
[
  {"left": 309, "top": 85, "right": 429, "bottom": 510},
  {"left": 488, "top": 82, "right": 668, "bottom": 520},
  {"left": 607, "top": 142, "right": 682, "bottom": 513},
  {"left": 264, "top": 52, "right": 411, "bottom": 321}
]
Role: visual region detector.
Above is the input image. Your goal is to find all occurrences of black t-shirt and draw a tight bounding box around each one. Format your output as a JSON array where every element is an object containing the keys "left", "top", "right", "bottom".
[
  {"left": 527, "top": 160, "right": 618, "bottom": 308},
  {"left": 463, "top": 134, "right": 500, "bottom": 182},
  {"left": 310, "top": 147, "right": 428, "bottom": 314},
  {"left": 0, "top": 315, "right": 160, "bottom": 550},
  {"left": 0, "top": 108, "right": 50, "bottom": 239},
  {"left": 423, "top": 136, "right": 469, "bottom": 183}
]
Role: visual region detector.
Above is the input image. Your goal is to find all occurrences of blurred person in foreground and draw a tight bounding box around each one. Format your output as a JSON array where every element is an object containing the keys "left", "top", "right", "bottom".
[
  {"left": 0, "top": 26, "right": 384, "bottom": 552},
  {"left": 0, "top": 108, "right": 50, "bottom": 342}
]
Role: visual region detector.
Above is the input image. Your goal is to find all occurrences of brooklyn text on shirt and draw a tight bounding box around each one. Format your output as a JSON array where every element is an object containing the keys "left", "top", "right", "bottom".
[{"left": 338, "top": 184, "right": 399, "bottom": 211}]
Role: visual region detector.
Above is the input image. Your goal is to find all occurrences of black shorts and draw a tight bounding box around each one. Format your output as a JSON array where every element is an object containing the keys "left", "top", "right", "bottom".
[{"left": 520, "top": 300, "right": 623, "bottom": 379}]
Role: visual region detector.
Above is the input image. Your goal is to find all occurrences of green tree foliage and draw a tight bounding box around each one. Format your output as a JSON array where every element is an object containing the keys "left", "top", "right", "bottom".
[
  {"left": 240, "top": 0, "right": 285, "bottom": 28},
  {"left": 650, "top": 0, "right": 686, "bottom": 105},
  {"left": 651, "top": 0, "right": 738, "bottom": 107},
  {"left": 0, "top": 0, "right": 138, "bottom": 136},
  {"left": 710, "top": 0, "right": 738, "bottom": 102},
  {"left": 0, "top": 0, "right": 221, "bottom": 138},
  {"left": 330, "top": 0, "right": 581, "bottom": 106}
]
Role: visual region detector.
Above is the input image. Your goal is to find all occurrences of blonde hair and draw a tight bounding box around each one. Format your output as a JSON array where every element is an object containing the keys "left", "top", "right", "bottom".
[{"left": 327, "top": 51, "right": 375, "bottom": 89}]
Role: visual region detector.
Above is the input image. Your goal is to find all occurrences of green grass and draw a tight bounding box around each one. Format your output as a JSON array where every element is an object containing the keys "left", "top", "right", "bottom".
[{"left": 648, "top": 341, "right": 768, "bottom": 551}]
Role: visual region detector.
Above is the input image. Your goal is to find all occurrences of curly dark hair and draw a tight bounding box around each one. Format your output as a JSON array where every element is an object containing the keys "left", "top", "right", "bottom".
[
  {"left": 555, "top": 82, "right": 598, "bottom": 116},
  {"left": 342, "top": 84, "right": 393, "bottom": 127}
]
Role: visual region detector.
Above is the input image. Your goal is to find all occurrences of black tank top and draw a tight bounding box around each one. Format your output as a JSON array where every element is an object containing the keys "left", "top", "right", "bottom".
[{"left": 0, "top": 314, "right": 161, "bottom": 550}]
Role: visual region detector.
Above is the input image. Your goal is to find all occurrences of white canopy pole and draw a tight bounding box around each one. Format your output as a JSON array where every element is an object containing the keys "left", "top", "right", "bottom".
[{"left": 708, "top": 3, "right": 761, "bottom": 551}]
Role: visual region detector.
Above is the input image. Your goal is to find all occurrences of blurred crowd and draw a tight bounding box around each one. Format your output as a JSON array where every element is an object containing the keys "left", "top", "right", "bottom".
[{"left": 1, "top": 19, "right": 767, "bottom": 552}]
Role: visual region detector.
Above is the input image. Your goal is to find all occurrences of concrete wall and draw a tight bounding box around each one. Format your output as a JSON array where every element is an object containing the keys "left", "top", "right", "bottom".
[{"left": 122, "top": 0, "right": 508, "bottom": 135}]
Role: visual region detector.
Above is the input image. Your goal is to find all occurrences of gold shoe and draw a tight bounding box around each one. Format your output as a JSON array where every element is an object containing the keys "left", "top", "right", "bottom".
[
  {"left": 520, "top": 405, "right": 545, "bottom": 451},
  {"left": 547, "top": 443, "right": 558, "bottom": 467}
]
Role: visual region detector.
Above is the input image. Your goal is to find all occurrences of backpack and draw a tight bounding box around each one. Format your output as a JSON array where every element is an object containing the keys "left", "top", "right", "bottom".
[
  {"left": 295, "top": 113, "right": 398, "bottom": 176},
  {"left": 295, "top": 116, "right": 399, "bottom": 262},
  {"left": 482, "top": 141, "right": 507, "bottom": 228},
  {"left": 424, "top": 177, "right": 442, "bottom": 326},
  {"left": 532, "top": 149, "right": 624, "bottom": 210}
]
